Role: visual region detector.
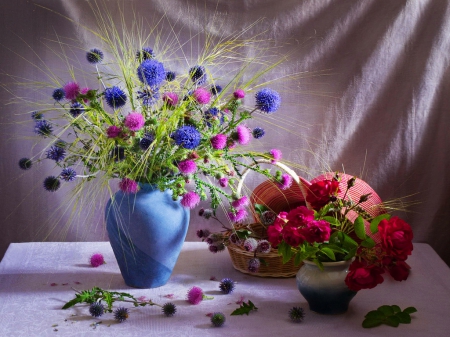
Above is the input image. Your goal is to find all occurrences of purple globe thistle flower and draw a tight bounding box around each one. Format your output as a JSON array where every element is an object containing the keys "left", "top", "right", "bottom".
[
  {"left": 34, "top": 120, "right": 53, "bottom": 137},
  {"left": 43, "top": 176, "right": 61, "bottom": 192},
  {"left": 252, "top": 127, "right": 265, "bottom": 139},
  {"left": 63, "top": 81, "right": 80, "bottom": 101},
  {"left": 90, "top": 253, "right": 105, "bottom": 267},
  {"left": 248, "top": 258, "right": 261, "bottom": 273},
  {"left": 162, "top": 92, "right": 179, "bottom": 106},
  {"left": 289, "top": 307, "right": 305, "bottom": 323},
  {"left": 139, "top": 132, "right": 155, "bottom": 150},
  {"left": 31, "top": 111, "right": 44, "bottom": 120},
  {"left": 162, "top": 302, "right": 177, "bottom": 317},
  {"left": 210, "top": 134, "right": 227, "bottom": 150},
  {"left": 231, "top": 196, "right": 249, "bottom": 208},
  {"left": 119, "top": 178, "right": 139, "bottom": 194},
  {"left": 211, "top": 312, "right": 226, "bottom": 327},
  {"left": 137, "top": 87, "right": 160, "bottom": 106},
  {"left": 172, "top": 126, "right": 201, "bottom": 149},
  {"left": 114, "top": 307, "right": 129, "bottom": 323},
  {"left": 277, "top": 173, "right": 293, "bottom": 190},
  {"left": 210, "top": 85, "right": 222, "bottom": 95},
  {"left": 89, "top": 302, "right": 104, "bottom": 318},
  {"left": 18, "top": 158, "right": 32, "bottom": 170},
  {"left": 178, "top": 159, "right": 197, "bottom": 175},
  {"left": 204, "top": 107, "right": 224, "bottom": 127},
  {"left": 106, "top": 125, "right": 122, "bottom": 138},
  {"left": 165, "top": 71, "right": 176, "bottom": 82},
  {"left": 111, "top": 146, "right": 125, "bottom": 162},
  {"left": 228, "top": 208, "right": 247, "bottom": 223},
  {"left": 60, "top": 168, "right": 77, "bottom": 182},
  {"left": 86, "top": 48, "right": 104, "bottom": 64},
  {"left": 269, "top": 148, "right": 282, "bottom": 163},
  {"left": 52, "top": 88, "right": 65, "bottom": 101},
  {"left": 193, "top": 87, "right": 211, "bottom": 105},
  {"left": 46, "top": 145, "right": 66, "bottom": 162},
  {"left": 189, "top": 65, "right": 207, "bottom": 85},
  {"left": 124, "top": 112, "right": 145, "bottom": 131},
  {"left": 137, "top": 59, "right": 165, "bottom": 88},
  {"left": 181, "top": 191, "right": 200, "bottom": 209},
  {"left": 208, "top": 242, "right": 225, "bottom": 253},
  {"left": 243, "top": 238, "right": 258, "bottom": 252},
  {"left": 205, "top": 233, "right": 222, "bottom": 245},
  {"left": 257, "top": 239, "right": 272, "bottom": 253},
  {"left": 136, "top": 47, "right": 155, "bottom": 61},
  {"left": 234, "top": 125, "right": 251, "bottom": 145},
  {"left": 69, "top": 102, "right": 84, "bottom": 117},
  {"left": 196, "top": 228, "right": 211, "bottom": 238},
  {"left": 104, "top": 86, "right": 127, "bottom": 109},
  {"left": 233, "top": 89, "right": 245, "bottom": 99},
  {"left": 219, "top": 177, "right": 228, "bottom": 188},
  {"left": 255, "top": 88, "right": 281, "bottom": 113},
  {"left": 261, "top": 210, "right": 277, "bottom": 225},
  {"left": 186, "top": 286, "right": 204, "bottom": 305},
  {"left": 219, "top": 278, "right": 235, "bottom": 294}
]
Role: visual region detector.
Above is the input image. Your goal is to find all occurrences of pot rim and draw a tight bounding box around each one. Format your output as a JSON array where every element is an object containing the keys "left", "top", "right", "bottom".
[{"left": 303, "top": 258, "right": 354, "bottom": 267}]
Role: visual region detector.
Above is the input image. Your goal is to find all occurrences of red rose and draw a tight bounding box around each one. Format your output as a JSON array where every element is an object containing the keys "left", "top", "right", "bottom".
[
  {"left": 282, "top": 225, "right": 305, "bottom": 247},
  {"left": 306, "top": 179, "right": 340, "bottom": 210},
  {"left": 267, "top": 212, "right": 288, "bottom": 247},
  {"left": 386, "top": 260, "right": 411, "bottom": 281},
  {"left": 301, "top": 220, "right": 331, "bottom": 243},
  {"left": 286, "top": 206, "right": 314, "bottom": 228},
  {"left": 378, "top": 216, "right": 413, "bottom": 261},
  {"left": 345, "top": 260, "right": 385, "bottom": 291}
]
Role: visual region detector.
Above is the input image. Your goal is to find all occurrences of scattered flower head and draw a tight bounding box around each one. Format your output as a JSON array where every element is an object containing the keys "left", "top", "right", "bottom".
[
  {"left": 255, "top": 88, "right": 281, "bottom": 113},
  {"left": 90, "top": 253, "right": 105, "bottom": 267},
  {"left": 261, "top": 210, "right": 277, "bottom": 225},
  {"left": 187, "top": 286, "right": 204, "bottom": 305},
  {"left": 211, "top": 312, "right": 226, "bottom": 327},
  {"left": 289, "top": 307, "right": 305, "bottom": 323},
  {"left": 119, "top": 178, "right": 139, "bottom": 194},
  {"left": 114, "top": 307, "right": 129, "bottom": 323},
  {"left": 181, "top": 191, "right": 200, "bottom": 208},
  {"left": 124, "top": 112, "right": 145, "bottom": 131},
  {"left": 137, "top": 59, "right": 165, "bottom": 88},
  {"left": 104, "top": 86, "right": 127, "bottom": 109},
  {"left": 31, "top": 111, "right": 44, "bottom": 120},
  {"left": 86, "top": 48, "right": 104, "bottom": 64},
  {"left": 89, "top": 302, "right": 105, "bottom": 318},
  {"left": 137, "top": 87, "right": 160, "bottom": 106},
  {"left": 219, "top": 278, "right": 235, "bottom": 294},
  {"left": 208, "top": 243, "right": 225, "bottom": 253},
  {"left": 162, "top": 302, "right": 177, "bottom": 317},
  {"left": 198, "top": 208, "right": 213, "bottom": 219}
]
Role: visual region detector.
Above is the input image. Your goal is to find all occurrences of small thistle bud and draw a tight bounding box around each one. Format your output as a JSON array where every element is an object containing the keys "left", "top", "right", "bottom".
[
  {"left": 211, "top": 312, "right": 226, "bottom": 327},
  {"left": 219, "top": 278, "right": 235, "bottom": 294},
  {"left": 18, "top": 158, "right": 32, "bottom": 170},
  {"left": 329, "top": 195, "right": 337, "bottom": 202},
  {"left": 196, "top": 229, "right": 211, "bottom": 239},
  {"left": 205, "top": 233, "right": 222, "bottom": 245},
  {"left": 229, "top": 233, "right": 240, "bottom": 244},
  {"left": 347, "top": 177, "right": 356, "bottom": 189},
  {"left": 89, "top": 302, "right": 104, "bottom": 318},
  {"left": 243, "top": 238, "right": 258, "bottom": 252},
  {"left": 261, "top": 210, "right": 276, "bottom": 225},
  {"left": 208, "top": 242, "right": 225, "bottom": 253},
  {"left": 248, "top": 258, "right": 261, "bottom": 273},
  {"left": 257, "top": 239, "right": 271, "bottom": 253},
  {"left": 289, "top": 307, "right": 305, "bottom": 323},
  {"left": 114, "top": 307, "right": 129, "bottom": 323},
  {"left": 162, "top": 302, "right": 177, "bottom": 317},
  {"left": 358, "top": 193, "right": 372, "bottom": 203}
]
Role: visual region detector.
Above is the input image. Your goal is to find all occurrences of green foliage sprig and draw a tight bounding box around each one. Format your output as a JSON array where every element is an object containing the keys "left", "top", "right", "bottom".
[
  {"left": 230, "top": 300, "right": 258, "bottom": 316},
  {"left": 363, "top": 305, "right": 417, "bottom": 328}
]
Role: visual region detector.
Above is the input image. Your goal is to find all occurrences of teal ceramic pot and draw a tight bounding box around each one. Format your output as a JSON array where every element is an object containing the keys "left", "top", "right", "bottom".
[
  {"left": 296, "top": 259, "right": 357, "bottom": 314},
  {"left": 105, "top": 184, "right": 190, "bottom": 288}
]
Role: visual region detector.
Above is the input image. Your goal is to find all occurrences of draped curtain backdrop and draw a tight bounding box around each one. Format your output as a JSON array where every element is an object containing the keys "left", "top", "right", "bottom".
[{"left": 1, "top": 0, "right": 449, "bottom": 266}]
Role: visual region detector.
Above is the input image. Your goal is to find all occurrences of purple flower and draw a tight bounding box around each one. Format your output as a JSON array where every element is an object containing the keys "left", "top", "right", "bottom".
[
  {"left": 104, "top": 86, "right": 127, "bottom": 109},
  {"left": 166, "top": 71, "right": 176, "bottom": 81},
  {"left": 269, "top": 149, "right": 282, "bottom": 163},
  {"left": 257, "top": 240, "right": 271, "bottom": 253},
  {"left": 187, "top": 286, "right": 204, "bottom": 305},
  {"left": 236, "top": 125, "right": 251, "bottom": 145},
  {"left": 139, "top": 132, "right": 155, "bottom": 150},
  {"left": 106, "top": 125, "right": 122, "bottom": 138},
  {"left": 248, "top": 258, "right": 261, "bottom": 273},
  {"left": 34, "top": 120, "right": 53, "bottom": 137},
  {"left": 162, "top": 92, "right": 179, "bottom": 106},
  {"left": 243, "top": 238, "right": 258, "bottom": 252},
  {"left": 172, "top": 126, "right": 201, "bottom": 150},
  {"left": 119, "top": 178, "right": 139, "bottom": 194},
  {"left": 52, "top": 88, "right": 65, "bottom": 101},
  {"left": 219, "top": 177, "right": 228, "bottom": 188},
  {"left": 18, "top": 158, "right": 32, "bottom": 170},
  {"left": 124, "top": 112, "right": 145, "bottom": 131},
  {"left": 228, "top": 208, "right": 247, "bottom": 223},
  {"left": 178, "top": 159, "right": 197, "bottom": 175},
  {"left": 136, "top": 47, "right": 155, "bottom": 60},
  {"left": 69, "top": 102, "right": 84, "bottom": 117},
  {"left": 137, "top": 59, "right": 165, "bottom": 87},
  {"left": 60, "top": 168, "right": 76, "bottom": 182},
  {"left": 90, "top": 253, "right": 105, "bottom": 267},
  {"left": 209, "top": 243, "right": 225, "bottom": 253},
  {"left": 189, "top": 65, "right": 207, "bottom": 85},
  {"left": 277, "top": 173, "right": 293, "bottom": 190},
  {"left": 63, "top": 81, "right": 80, "bottom": 100},
  {"left": 210, "top": 85, "right": 222, "bottom": 95},
  {"left": 193, "top": 87, "right": 211, "bottom": 105},
  {"left": 210, "top": 134, "right": 227, "bottom": 150},
  {"left": 43, "top": 176, "right": 61, "bottom": 192},
  {"left": 46, "top": 145, "right": 66, "bottom": 162},
  {"left": 181, "top": 191, "right": 200, "bottom": 209},
  {"left": 255, "top": 88, "right": 281, "bottom": 113},
  {"left": 231, "top": 196, "right": 249, "bottom": 208},
  {"left": 233, "top": 89, "right": 245, "bottom": 99},
  {"left": 252, "top": 127, "right": 265, "bottom": 139},
  {"left": 219, "top": 278, "right": 235, "bottom": 294},
  {"left": 86, "top": 48, "right": 104, "bottom": 64},
  {"left": 114, "top": 307, "right": 129, "bottom": 323},
  {"left": 137, "top": 87, "right": 160, "bottom": 106}
]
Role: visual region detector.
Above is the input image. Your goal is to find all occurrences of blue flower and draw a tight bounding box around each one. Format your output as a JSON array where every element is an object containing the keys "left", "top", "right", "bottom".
[
  {"left": 31, "top": 111, "right": 44, "bottom": 120},
  {"left": 52, "top": 88, "right": 65, "bottom": 101},
  {"left": 165, "top": 71, "right": 176, "bottom": 82},
  {"left": 86, "top": 48, "right": 104, "bottom": 64},
  {"left": 137, "top": 59, "right": 165, "bottom": 88},
  {"left": 60, "top": 168, "right": 76, "bottom": 182},
  {"left": 111, "top": 146, "right": 125, "bottom": 162},
  {"left": 34, "top": 120, "right": 53, "bottom": 137},
  {"left": 204, "top": 107, "right": 224, "bottom": 127},
  {"left": 114, "top": 307, "right": 129, "bottom": 323},
  {"left": 255, "top": 88, "right": 281, "bottom": 113},
  {"left": 172, "top": 125, "right": 201, "bottom": 149},
  {"left": 46, "top": 145, "right": 66, "bottom": 162},
  {"left": 210, "top": 85, "right": 222, "bottom": 95},
  {"left": 69, "top": 102, "right": 84, "bottom": 117},
  {"left": 219, "top": 278, "right": 235, "bottom": 294},
  {"left": 104, "top": 86, "right": 127, "bottom": 109},
  {"left": 43, "top": 176, "right": 61, "bottom": 192},
  {"left": 189, "top": 65, "right": 207, "bottom": 85},
  {"left": 139, "top": 132, "right": 155, "bottom": 151},
  {"left": 136, "top": 47, "right": 155, "bottom": 61},
  {"left": 18, "top": 158, "right": 32, "bottom": 170},
  {"left": 252, "top": 127, "right": 265, "bottom": 139},
  {"left": 89, "top": 302, "right": 104, "bottom": 317},
  {"left": 137, "top": 87, "right": 160, "bottom": 106}
]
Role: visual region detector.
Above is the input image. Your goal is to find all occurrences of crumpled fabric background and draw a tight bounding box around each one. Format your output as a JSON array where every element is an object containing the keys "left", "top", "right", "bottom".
[{"left": 1, "top": 0, "right": 449, "bottom": 265}]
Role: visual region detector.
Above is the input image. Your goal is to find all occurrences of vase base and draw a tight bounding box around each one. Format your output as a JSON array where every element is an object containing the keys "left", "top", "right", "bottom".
[{"left": 301, "top": 287, "right": 357, "bottom": 315}]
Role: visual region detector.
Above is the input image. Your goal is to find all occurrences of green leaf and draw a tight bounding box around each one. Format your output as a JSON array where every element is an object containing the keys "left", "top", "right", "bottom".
[
  {"left": 235, "top": 229, "right": 252, "bottom": 239},
  {"left": 230, "top": 300, "right": 258, "bottom": 316},
  {"left": 395, "top": 312, "right": 411, "bottom": 324},
  {"left": 320, "top": 247, "right": 336, "bottom": 261},
  {"left": 369, "top": 214, "right": 391, "bottom": 234},
  {"left": 391, "top": 305, "right": 401, "bottom": 313},
  {"left": 378, "top": 305, "right": 395, "bottom": 316},
  {"left": 365, "top": 310, "right": 385, "bottom": 320},
  {"left": 362, "top": 318, "right": 383, "bottom": 328},
  {"left": 62, "top": 297, "right": 83, "bottom": 310},
  {"left": 385, "top": 315, "right": 400, "bottom": 327},
  {"left": 254, "top": 203, "right": 268, "bottom": 215},
  {"left": 354, "top": 216, "right": 366, "bottom": 240},
  {"left": 361, "top": 237, "right": 376, "bottom": 248},
  {"left": 321, "top": 216, "right": 341, "bottom": 227},
  {"left": 278, "top": 241, "right": 293, "bottom": 264},
  {"left": 344, "top": 247, "right": 358, "bottom": 260},
  {"left": 403, "top": 307, "right": 417, "bottom": 314}
]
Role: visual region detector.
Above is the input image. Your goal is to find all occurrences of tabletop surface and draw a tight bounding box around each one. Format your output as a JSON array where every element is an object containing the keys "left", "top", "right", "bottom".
[{"left": 0, "top": 242, "right": 448, "bottom": 336}]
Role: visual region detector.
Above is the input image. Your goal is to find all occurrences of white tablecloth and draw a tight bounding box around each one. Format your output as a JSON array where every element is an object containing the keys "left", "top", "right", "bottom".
[{"left": 0, "top": 242, "right": 448, "bottom": 336}]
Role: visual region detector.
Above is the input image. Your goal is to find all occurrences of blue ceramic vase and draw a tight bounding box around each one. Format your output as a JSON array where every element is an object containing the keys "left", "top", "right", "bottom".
[
  {"left": 105, "top": 184, "right": 190, "bottom": 288},
  {"left": 296, "top": 259, "right": 357, "bottom": 315}
]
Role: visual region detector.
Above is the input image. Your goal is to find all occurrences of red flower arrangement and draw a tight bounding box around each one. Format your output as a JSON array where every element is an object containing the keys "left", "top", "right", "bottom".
[{"left": 268, "top": 173, "right": 413, "bottom": 291}]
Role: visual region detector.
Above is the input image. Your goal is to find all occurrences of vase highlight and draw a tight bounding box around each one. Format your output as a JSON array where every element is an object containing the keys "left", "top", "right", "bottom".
[
  {"left": 296, "top": 259, "right": 357, "bottom": 315},
  {"left": 105, "top": 184, "right": 189, "bottom": 288}
]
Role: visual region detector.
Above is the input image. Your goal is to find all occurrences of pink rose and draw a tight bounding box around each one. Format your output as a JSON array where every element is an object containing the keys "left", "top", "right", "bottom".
[{"left": 378, "top": 216, "right": 413, "bottom": 261}]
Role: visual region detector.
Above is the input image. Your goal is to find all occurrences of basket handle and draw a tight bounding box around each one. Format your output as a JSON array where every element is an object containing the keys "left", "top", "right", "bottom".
[{"left": 235, "top": 159, "right": 312, "bottom": 209}]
